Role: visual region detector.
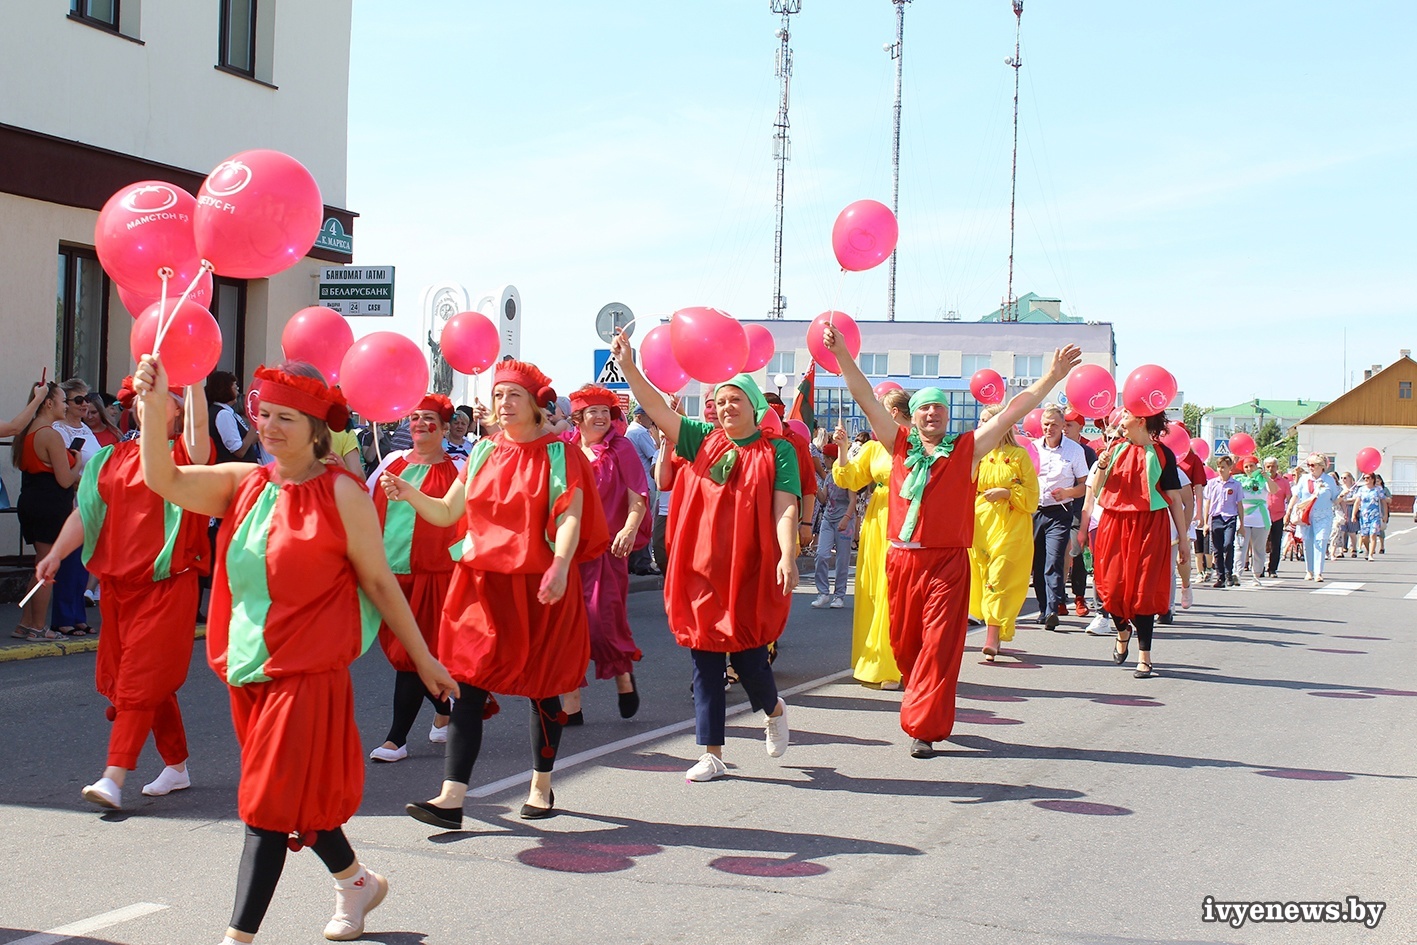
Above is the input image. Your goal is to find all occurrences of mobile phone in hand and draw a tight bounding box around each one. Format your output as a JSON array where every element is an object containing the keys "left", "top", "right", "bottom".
[{"left": 69, "top": 437, "right": 87, "bottom": 453}]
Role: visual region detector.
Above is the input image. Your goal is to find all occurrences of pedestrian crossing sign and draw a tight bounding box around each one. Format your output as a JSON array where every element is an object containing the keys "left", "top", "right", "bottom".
[{"left": 593, "top": 348, "right": 630, "bottom": 389}]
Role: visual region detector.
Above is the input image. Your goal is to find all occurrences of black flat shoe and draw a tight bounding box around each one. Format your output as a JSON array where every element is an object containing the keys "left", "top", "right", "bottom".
[
  {"left": 909, "top": 739, "right": 934, "bottom": 759},
  {"left": 564, "top": 710, "right": 584, "bottom": 727},
  {"left": 618, "top": 674, "right": 640, "bottom": 719},
  {"left": 1134, "top": 663, "right": 1157, "bottom": 679},
  {"left": 406, "top": 800, "right": 462, "bottom": 830},
  {"left": 1113, "top": 629, "right": 1132, "bottom": 665},
  {"left": 519, "top": 790, "right": 556, "bottom": 819}
]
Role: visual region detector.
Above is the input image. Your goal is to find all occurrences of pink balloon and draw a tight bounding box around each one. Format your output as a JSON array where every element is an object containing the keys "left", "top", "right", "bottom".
[
  {"left": 117, "top": 269, "right": 214, "bottom": 319},
  {"left": 95, "top": 181, "right": 203, "bottom": 299},
  {"left": 807, "top": 311, "right": 861, "bottom": 375},
  {"left": 281, "top": 306, "right": 355, "bottom": 385},
  {"left": 787, "top": 418, "right": 810, "bottom": 442},
  {"left": 1204, "top": 465, "right": 1219, "bottom": 480},
  {"left": 1160, "top": 421, "right": 1191, "bottom": 458},
  {"left": 759, "top": 409, "right": 783, "bottom": 435},
  {"left": 194, "top": 150, "right": 324, "bottom": 279},
  {"left": 832, "top": 199, "right": 899, "bottom": 272},
  {"left": 1022, "top": 408, "right": 1044, "bottom": 440},
  {"left": 640, "top": 324, "right": 689, "bottom": 392},
  {"left": 1356, "top": 447, "right": 1382, "bottom": 475},
  {"left": 130, "top": 299, "right": 222, "bottom": 387},
  {"left": 874, "top": 380, "right": 903, "bottom": 400},
  {"left": 1228, "top": 432, "right": 1256, "bottom": 456},
  {"left": 1020, "top": 436, "right": 1040, "bottom": 471},
  {"left": 339, "top": 332, "right": 429, "bottom": 422},
  {"left": 1189, "top": 437, "right": 1210, "bottom": 461},
  {"left": 970, "top": 369, "right": 1006, "bottom": 405},
  {"left": 1121, "top": 364, "right": 1177, "bottom": 417},
  {"left": 670, "top": 307, "right": 748, "bottom": 384},
  {"left": 440, "top": 310, "right": 500, "bottom": 375},
  {"left": 743, "top": 324, "right": 775, "bottom": 373},
  {"left": 1064, "top": 364, "right": 1117, "bottom": 419}
]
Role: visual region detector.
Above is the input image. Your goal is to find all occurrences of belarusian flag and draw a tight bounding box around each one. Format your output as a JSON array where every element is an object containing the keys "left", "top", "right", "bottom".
[{"left": 789, "top": 363, "right": 816, "bottom": 431}]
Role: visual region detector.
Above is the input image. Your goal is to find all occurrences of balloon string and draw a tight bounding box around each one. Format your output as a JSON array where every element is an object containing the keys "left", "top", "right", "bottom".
[
  {"left": 828, "top": 268, "right": 847, "bottom": 327},
  {"left": 152, "top": 260, "right": 213, "bottom": 357},
  {"left": 371, "top": 418, "right": 383, "bottom": 467}
]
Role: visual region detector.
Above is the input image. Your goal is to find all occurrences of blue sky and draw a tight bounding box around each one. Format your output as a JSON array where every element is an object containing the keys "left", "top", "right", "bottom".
[{"left": 344, "top": 1, "right": 1416, "bottom": 408}]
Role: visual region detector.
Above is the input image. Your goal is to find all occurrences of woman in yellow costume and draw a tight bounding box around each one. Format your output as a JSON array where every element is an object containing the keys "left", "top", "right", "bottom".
[
  {"left": 970, "top": 402, "right": 1040, "bottom": 661},
  {"left": 829, "top": 389, "right": 910, "bottom": 688}
]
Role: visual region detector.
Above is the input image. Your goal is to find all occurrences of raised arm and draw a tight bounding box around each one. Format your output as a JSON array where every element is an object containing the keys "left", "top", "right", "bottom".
[
  {"left": 0, "top": 382, "right": 47, "bottom": 438},
  {"left": 821, "top": 326, "right": 897, "bottom": 443},
  {"left": 612, "top": 329, "right": 682, "bottom": 444},
  {"left": 975, "top": 346, "right": 1082, "bottom": 456}
]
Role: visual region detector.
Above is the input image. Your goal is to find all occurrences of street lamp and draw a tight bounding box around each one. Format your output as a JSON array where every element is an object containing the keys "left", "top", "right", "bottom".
[{"left": 774, "top": 373, "right": 789, "bottom": 398}]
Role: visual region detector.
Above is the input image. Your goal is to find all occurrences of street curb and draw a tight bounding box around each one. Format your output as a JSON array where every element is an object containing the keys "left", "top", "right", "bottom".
[{"left": 0, "top": 625, "right": 207, "bottom": 664}]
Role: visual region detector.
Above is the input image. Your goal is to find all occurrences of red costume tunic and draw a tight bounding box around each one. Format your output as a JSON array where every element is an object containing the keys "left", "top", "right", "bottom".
[
  {"left": 664, "top": 420, "right": 801, "bottom": 653},
  {"left": 208, "top": 466, "right": 375, "bottom": 835},
  {"left": 369, "top": 451, "right": 465, "bottom": 673},
  {"left": 884, "top": 427, "right": 977, "bottom": 744},
  {"left": 440, "top": 433, "right": 609, "bottom": 697},
  {"left": 1092, "top": 441, "right": 1176, "bottom": 621},
  {"left": 79, "top": 438, "right": 210, "bottom": 769}
]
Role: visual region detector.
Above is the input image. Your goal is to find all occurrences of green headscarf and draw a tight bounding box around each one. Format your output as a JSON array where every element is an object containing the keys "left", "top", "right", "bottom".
[
  {"left": 909, "top": 387, "right": 949, "bottom": 414},
  {"left": 713, "top": 374, "right": 770, "bottom": 424}
]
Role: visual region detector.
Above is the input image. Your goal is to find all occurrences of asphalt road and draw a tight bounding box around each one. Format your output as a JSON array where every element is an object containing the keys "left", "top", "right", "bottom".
[{"left": 1, "top": 531, "right": 1414, "bottom": 945}]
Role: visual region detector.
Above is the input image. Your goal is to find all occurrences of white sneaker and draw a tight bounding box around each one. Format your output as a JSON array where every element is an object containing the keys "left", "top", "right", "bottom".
[
  {"left": 810, "top": 594, "right": 831, "bottom": 609},
  {"left": 685, "top": 753, "right": 728, "bottom": 782},
  {"left": 1251, "top": 574, "right": 1263, "bottom": 587},
  {"left": 764, "top": 699, "right": 789, "bottom": 757},
  {"left": 428, "top": 722, "right": 448, "bottom": 744},
  {"left": 142, "top": 765, "right": 191, "bottom": 796},
  {"left": 879, "top": 679, "right": 901, "bottom": 691},
  {"left": 323, "top": 868, "right": 387, "bottom": 941},
  {"left": 1179, "top": 585, "right": 1193, "bottom": 610},
  {"left": 1084, "top": 613, "right": 1111, "bottom": 635},
  {"left": 84, "top": 588, "right": 100, "bottom": 604},
  {"left": 369, "top": 745, "right": 408, "bottom": 763},
  {"left": 81, "top": 776, "right": 121, "bottom": 810},
  {"left": 830, "top": 596, "right": 845, "bottom": 609}
]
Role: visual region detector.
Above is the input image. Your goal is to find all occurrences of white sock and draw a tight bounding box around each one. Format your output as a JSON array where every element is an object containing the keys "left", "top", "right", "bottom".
[{"left": 335, "top": 866, "right": 369, "bottom": 890}]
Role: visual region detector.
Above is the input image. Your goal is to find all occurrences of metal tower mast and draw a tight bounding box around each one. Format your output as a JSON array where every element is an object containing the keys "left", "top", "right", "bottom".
[
  {"left": 769, "top": 0, "right": 801, "bottom": 320},
  {"left": 885, "top": 0, "right": 910, "bottom": 321},
  {"left": 1003, "top": 0, "right": 1024, "bottom": 322}
]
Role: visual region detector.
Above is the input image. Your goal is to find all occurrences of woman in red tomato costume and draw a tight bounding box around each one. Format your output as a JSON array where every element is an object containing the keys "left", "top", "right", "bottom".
[
  {"left": 1077, "top": 408, "right": 1190, "bottom": 679},
  {"left": 133, "top": 355, "right": 457, "bottom": 945},
  {"left": 560, "top": 384, "right": 650, "bottom": 724},
  {"left": 384, "top": 360, "right": 608, "bottom": 829},
  {"left": 826, "top": 327, "right": 1081, "bottom": 758},
  {"left": 37, "top": 378, "right": 211, "bottom": 811},
  {"left": 364, "top": 394, "right": 468, "bottom": 763},
  {"left": 612, "top": 332, "right": 796, "bottom": 783}
]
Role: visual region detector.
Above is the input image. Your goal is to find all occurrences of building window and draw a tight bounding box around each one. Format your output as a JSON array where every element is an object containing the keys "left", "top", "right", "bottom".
[
  {"left": 1013, "top": 354, "right": 1043, "bottom": 380},
  {"left": 680, "top": 394, "right": 702, "bottom": 420},
  {"left": 767, "top": 352, "right": 795, "bottom": 377},
  {"left": 1400, "top": 381, "right": 1412, "bottom": 400},
  {"left": 910, "top": 354, "right": 939, "bottom": 378},
  {"left": 56, "top": 246, "right": 110, "bottom": 390},
  {"left": 813, "top": 387, "right": 864, "bottom": 437},
  {"left": 961, "top": 354, "right": 992, "bottom": 376},
  {"left": 211, "top": 276, "right": 247, "bottom": 380},
  {"left": 70, "top": 0, "right": 119, "bottom": 30},
  {"left": 858, "top": 352, "right": 889, "bottom": 375},
  {"left": 219, "top": 0, "right": 258, "bottom": 75}
]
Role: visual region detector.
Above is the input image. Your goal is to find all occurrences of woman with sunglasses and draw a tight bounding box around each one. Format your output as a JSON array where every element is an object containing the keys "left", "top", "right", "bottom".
[
  {"left": 1353, "top": 472, "right": 1388, "bottom": 561},
  {"left": 1293, "top": 454, "right": 1340, "bottom": 582}
]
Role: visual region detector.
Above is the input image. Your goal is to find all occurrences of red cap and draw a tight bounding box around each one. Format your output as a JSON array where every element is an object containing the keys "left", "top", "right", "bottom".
[
  {"left": 493, "top": 360, "right": 555, "bottom": 406},
  {"left": 414, "top": 394, "right": 454, "bottom": 423},
  {"left": 253, "top": 366, "right": 350, "bottom": 431}
]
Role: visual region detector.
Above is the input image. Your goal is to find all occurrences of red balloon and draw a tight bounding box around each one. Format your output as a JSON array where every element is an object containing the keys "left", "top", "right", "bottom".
[
  {"left": 1022, "top": 408, "right": 1044, "bottom": 440},
  {"left": 759, "top": 409, "right": 782, "bottom": 435},
  {"left": 832, "top": 199, "right": 899, "bottom": 272},
  {"left": 1020, "top": 436, "right": 1040, "bottom": 471},
  {"left": 1204, "top": 465, "right": 1219, "bottom": 480},
  {"left": 440, "top": 311, "right": 500, "bottom": 375},
  {"left": 787, "top": 418, "right": 811, "bottom": 442},
  {"left": 874, "top": 380, "right": 903, "bottom": 400},
  {"left": 339, "top": 332, "right": 429, "bottom": 422},
  {"left": 670, "top": 307, "right": 748, "bottom": 384},
  {"left": 639, "top": 324, "right": 690, "bottom": 393},
  {"left": 1228, "top": 432, "right": 1256, "bottom": 456},
  {"left": 130, "top": 299, "right": 222, "bottom": 387},
  {"left": 95, "top": 180, "right": 203, "bottom": 299},
  {"left": 1160, "top": 421, "right": 1191, "bottom": 458},
  {"left": 281, "top": 306, "right": 355, "bottom": 385},
  {"left": 969, "top": 369, "right": 1006, "bottom": 405},
  {"left": 1121, "top": 364, "right": 1177, "bottom": 417},
  {"left": 1356, "top": 447, "right": 1382, "bottom": 475},
  {"left": 1064, "top": 364, "right": 1117, "bottom": 418},
  {"left": 117, "top": 269, "right": 214, "bottom": 319},
  {"left": 1189, "top": 437, "right": 1210, "bottom": 461},
  {"left": 743, "top": 324, "right": 776, "bottom": 373},
  {"left": 807, "top": 311, "right": 862, "bottom": 375},
  {"left": 194, "top": 150, "right": 324, "bottom": 279}
]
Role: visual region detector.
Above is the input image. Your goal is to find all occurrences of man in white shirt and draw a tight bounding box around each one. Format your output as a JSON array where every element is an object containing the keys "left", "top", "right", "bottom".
[{"left": 1031, "top": 403, "right": 1090, "bottom": 630}]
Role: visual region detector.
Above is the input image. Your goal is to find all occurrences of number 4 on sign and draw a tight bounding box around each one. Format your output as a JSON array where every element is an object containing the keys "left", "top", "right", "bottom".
[{"left": 597, "top": 358, "right": 627, "bottom": 385}]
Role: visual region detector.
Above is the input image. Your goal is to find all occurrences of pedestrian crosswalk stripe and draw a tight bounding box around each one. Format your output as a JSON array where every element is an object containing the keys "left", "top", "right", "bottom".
[
  {"left": 9, "top": 902, "right": 168, "bottom": 945},
  {"left": 1312, "top": 582, "right": 1364, "bottom": 596},
  {"left": 1404, "top": 585, "right": 1417, "bottom": 600}
]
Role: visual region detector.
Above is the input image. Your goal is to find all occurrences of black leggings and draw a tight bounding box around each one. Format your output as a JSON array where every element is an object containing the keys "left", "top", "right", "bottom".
[
  {"left": 230, "top": 825, "right": 355, "bottom": 934},
  {"left": 1113, "top": 613, "right": 1156, "bottom": 651},
  {"left": 385, "top": 670, "right": 451, "bottom": 747},
  {"left": 445, "top": 686, "right": 563, "bottom": 783}
]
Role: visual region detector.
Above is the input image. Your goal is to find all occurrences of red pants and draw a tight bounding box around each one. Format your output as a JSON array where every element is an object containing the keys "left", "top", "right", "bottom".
[
  {"left": 579, "top": 551, "right": 639, "bottom": 680},
  {"left": 886, "top": 546, "right": 970, "bottom": 743},
  {"left": 95, "top": 572, "right": 199, "bottom": 769}
]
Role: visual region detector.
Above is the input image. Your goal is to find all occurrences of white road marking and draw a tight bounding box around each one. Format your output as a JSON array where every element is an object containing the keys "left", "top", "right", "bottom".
[
  {"left": 1404, "top": 585, "right": 1417, "bottom": 600},
  {"left": 9, "top": 903, "right": 168, "bottom": 945},
  {"left": 469, "top": 668, "right": 854, "bottom": 798},
  {"left": 1312, "top": 581, "right": 1364, "bottom": 596},
  {"left": 1385, "top": 526, "right": 1415, "bottom": 538}
]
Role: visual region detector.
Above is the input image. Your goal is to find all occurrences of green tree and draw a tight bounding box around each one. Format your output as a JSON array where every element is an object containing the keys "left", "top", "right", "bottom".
[
  {"left": 1259, "top": 429, "right": 1297, "bottom": 468},
  {"left": 1181, "top": 403, "right": 1211, "bottom": 437},
  {"left": 1254, "top": 418, "right": 1282, "bottom": 449}
]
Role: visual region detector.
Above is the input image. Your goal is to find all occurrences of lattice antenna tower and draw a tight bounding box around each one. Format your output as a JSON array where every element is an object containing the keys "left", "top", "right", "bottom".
[
  {"left": 885, "top": 0, "right": 911, "bottom": 321},
  {"left": 1002, "top": 0, "right": 1024, "bottom": 322},
  {"left": 769, "top": 0, "right": 801, "bottom": 320}
]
